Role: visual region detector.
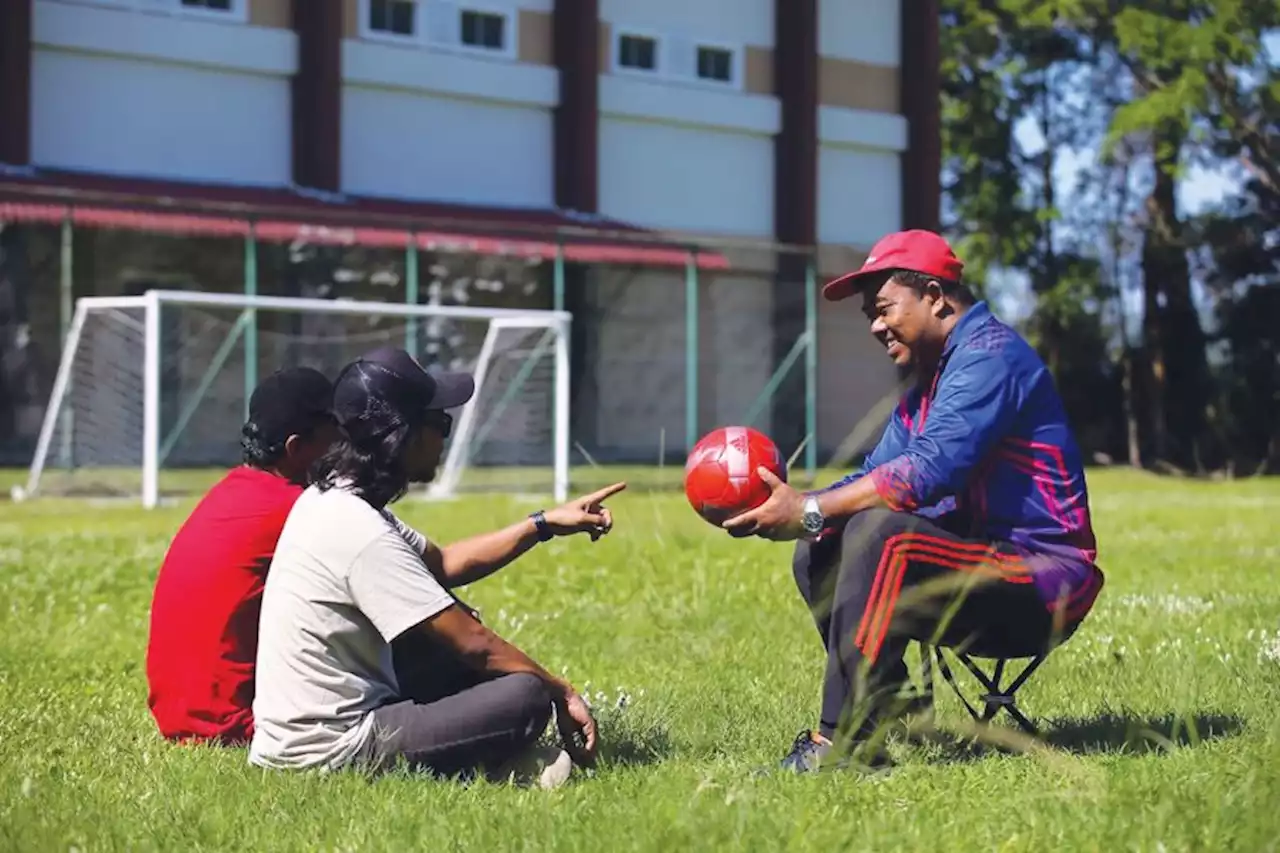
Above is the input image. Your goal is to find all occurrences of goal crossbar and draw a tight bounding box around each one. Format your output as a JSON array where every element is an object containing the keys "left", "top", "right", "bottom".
[{"left": 21, "top": 290, "right": 572, "bottom": 508}]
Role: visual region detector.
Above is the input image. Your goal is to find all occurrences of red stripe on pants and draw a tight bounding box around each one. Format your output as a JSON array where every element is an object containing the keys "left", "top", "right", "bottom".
[{"left": 857, "top": 533, "right": 1031, "bottom": 663}]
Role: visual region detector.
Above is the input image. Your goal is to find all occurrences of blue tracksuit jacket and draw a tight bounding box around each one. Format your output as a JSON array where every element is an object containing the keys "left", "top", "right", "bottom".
[{"left": 823, "top": 301, "right": 1103, "bottom": 616}]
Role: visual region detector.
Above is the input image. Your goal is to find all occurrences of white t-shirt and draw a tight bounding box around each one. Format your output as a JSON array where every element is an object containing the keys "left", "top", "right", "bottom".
[{"left": 248, "top": 483, "right": 455, "bottom": 771}]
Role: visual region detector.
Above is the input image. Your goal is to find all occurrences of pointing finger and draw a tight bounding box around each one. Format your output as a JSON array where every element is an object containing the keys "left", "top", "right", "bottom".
[{"left": 581, "top": 481, "right": 627, "bottom": 505}]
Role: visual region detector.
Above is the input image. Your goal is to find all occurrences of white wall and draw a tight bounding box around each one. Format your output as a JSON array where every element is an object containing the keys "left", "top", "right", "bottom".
[
  {"left": 30, "top": 1, "right": 295, "bottom": 186},
  {"left": 818, "top": 144, "right": 902, "bottom": 249},
  {"left": 599, "top": 116, "right": 774, "bottom": 236},
  {"left": 600, "top": 0, "right": 774, "bottom": 48},
  {"left": 340, "top": 40, "right": 556, "bottom": 207},
  {"left": 342, "top": 87, "right": 554, "bottom": 207},
  {"left": 819, "top": 0, "right": 899, "bottom": 66},
  {"left": 595, "top": 0, "right": 778, "bottom": 236},
  {"left": 33, "top": 52, "right": 292, "bottom": 186}
]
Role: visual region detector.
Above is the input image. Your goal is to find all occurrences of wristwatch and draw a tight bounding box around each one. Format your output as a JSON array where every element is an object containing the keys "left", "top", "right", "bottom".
[
  {"left": 529, "top": 510, "right": 554, "bottom": 542},
  {"left": 801, "top": 494, "right": 825, "bottom": 538}
]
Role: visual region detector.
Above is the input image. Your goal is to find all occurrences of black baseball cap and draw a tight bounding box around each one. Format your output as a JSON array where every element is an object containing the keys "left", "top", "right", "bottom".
[
  {"left": 333, "top": 346, "right": 475, "bottom": 442},
  {"left": 245, "top": 366, "right": 334, "bottom": 447}
]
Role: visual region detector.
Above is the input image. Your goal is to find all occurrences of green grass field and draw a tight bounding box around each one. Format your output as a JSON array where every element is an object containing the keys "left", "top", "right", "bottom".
[{"left": 3, "top": 468, "right": 1280, "bottom": 851}]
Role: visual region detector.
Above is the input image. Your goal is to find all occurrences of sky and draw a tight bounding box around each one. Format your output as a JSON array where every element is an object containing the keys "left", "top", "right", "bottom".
[{"left": 987, "top": 131, "right": 1244, "bottom": 327}]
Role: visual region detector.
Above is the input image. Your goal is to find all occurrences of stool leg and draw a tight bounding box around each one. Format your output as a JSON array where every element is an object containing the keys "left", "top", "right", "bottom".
[{"left": 1005, "top": 704, "right": 1040, "bottom": 736}]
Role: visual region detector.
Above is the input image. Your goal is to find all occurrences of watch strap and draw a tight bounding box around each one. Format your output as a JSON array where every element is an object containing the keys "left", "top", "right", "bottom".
[{"left": 530, "top": 510, "right": 554, "bottom": 542}]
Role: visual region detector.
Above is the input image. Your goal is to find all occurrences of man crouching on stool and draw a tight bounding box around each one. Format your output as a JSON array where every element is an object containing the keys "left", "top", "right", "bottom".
[{"left": 723, "top": 230, "right": 1105, "bottom": 772}]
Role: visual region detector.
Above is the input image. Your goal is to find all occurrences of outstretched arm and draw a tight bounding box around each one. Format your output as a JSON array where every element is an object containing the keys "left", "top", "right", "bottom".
[
  {"left": 424, "top": 517, "right": 543, "bottom": 588},
  {"left": 722, "top": 351, "right": 1020, "bottom": 540},
  {"left": 811, "top": 398, "right": 912, "bottom": 495},
  {"left": 818, "top": 350, "right": 1021, "bottom": 516},
  {"left": 719, "top": 396, "right": 909, "bottom": 538},
  {"left": 425, "top": 482, "right": 627, "bottom": 587}
]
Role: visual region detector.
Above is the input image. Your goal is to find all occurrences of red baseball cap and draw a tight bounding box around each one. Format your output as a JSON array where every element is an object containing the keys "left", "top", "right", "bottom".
[{"left": 822, "top": 229, "right": 965, "bottom": 302}]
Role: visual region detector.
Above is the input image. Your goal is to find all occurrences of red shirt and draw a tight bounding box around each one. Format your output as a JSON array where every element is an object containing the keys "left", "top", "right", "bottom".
[{"left": 146, "top": 466, "right": 303, "bottom": 744}]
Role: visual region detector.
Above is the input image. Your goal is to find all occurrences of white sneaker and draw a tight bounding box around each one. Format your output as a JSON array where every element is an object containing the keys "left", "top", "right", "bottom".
[{"left": 487, "top": 745, "right": 574, "bottom": 790}]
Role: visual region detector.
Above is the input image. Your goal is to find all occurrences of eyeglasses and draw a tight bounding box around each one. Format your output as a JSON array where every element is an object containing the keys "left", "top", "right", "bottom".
[{"left": 423, "top": 409, "right": 453, "bottom": 439}]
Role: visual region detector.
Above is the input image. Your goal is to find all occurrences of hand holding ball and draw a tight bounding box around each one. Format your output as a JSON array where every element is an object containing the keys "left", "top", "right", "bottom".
[{"left": 683, "top": 426, "right": 787, "bottom": 527}]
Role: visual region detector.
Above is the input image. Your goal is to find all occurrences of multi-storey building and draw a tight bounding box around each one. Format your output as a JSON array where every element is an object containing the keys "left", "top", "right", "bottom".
[{"left": 0, "top": 0, "right": 939, "bottom": 469}]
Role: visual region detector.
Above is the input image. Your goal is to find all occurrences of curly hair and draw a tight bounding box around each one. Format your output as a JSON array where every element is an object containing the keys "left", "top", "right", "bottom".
[{"left": 240, "top": 418, "right": 328, "bottom": 469}]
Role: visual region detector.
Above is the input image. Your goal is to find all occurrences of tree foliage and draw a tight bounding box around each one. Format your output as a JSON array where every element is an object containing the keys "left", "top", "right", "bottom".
[{"left": 940, "top": 0, "right": 1280, "bottom": 473}]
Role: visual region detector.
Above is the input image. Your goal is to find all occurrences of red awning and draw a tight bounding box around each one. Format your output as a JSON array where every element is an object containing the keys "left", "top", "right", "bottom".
[{"left": 0, "top": 171, "right": 730, "bottom": 270}]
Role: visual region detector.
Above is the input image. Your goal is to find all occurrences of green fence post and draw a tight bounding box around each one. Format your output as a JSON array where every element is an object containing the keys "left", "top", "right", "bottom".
[
  {"left": 553, "top": 239, "right": 565, "bottom": 313},
  {"left": 243, "top": 220, "right": 258, "bottom": 422},
  {"left": 58, "top": 209, "right": 73, "bottom": 468},
  {"left": 804, "top": 253, "right": 818, "bottom": 478},
  {"left": 406, "top": 233, "right": 419, "bottom": 353},
  {"left": 685, "top": 249, "right": 699, "bottom": 452}
]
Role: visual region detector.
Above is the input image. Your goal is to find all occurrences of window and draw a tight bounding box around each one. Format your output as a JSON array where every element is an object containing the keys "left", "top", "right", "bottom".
[
  {"left": 370, "top": 0, "right": 416, "bottom": 37},
  {"left": 617, "top": 34, "right": 658, "bottom": 71},
  {"left": 460, "top": 10, "right": 505, "bottom": 51},
  {"left": 610, "top": 30, "right": 742, "bottom": 89},
  {"left": 361, "top": 1, "right": 516, "bottom": 58},
  {"left": 181, "top": 0, "right": 231, "bottom": 9},
  {"left": 696, "top": 46, "right": 733, "bottom": 83}
]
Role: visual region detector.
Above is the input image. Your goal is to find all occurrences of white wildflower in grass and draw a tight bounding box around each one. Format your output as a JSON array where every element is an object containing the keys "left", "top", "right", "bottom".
[
  {"left": 577, "top": 682, "right": 643, "bottom": 715},
  {"left": 1257, "top": 630, "right": 1280, "bottom": 664},
  {"left": 1113, "top": 593, "right": 1214, "bottom": 617}
]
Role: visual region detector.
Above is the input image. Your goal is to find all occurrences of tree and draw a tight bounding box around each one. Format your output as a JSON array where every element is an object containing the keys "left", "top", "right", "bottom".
[
  {"left": 1100, "top": 1, "right": 1280, "bottom": 470},
  {"left": 941, "top": 0, "right": 1130, "bottom": 461},
  {"left": 940, "top": 0, "right": 1280, "bottom": 472}
]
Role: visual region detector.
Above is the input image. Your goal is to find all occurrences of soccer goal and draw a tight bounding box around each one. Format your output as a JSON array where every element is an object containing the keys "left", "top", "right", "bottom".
[{"left": 17, "top": 290, "right": 571, "bottom": 508}]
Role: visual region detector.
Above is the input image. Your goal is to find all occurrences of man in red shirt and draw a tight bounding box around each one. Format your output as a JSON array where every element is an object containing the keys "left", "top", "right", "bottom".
[{"left": 146, "top": 366, "right": 337, "bottom": 744}]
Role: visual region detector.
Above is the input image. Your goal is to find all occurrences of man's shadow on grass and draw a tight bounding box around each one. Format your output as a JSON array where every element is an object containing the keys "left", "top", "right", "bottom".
[{"left": 907, "top": 711, "right": 1246, "bottom": 763}]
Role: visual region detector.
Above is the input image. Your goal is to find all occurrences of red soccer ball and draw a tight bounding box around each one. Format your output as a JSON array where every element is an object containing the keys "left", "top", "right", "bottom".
[{"left": 684, "top": 426, "right": 787, "bottom": 526}]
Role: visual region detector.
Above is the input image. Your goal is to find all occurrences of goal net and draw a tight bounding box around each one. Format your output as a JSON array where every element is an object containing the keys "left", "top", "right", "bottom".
[{"left": 17, "top": 290, "right": 570, "bottom": 507}]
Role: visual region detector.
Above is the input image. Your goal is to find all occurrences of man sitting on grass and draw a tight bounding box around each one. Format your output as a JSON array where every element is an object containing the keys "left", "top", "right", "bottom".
[
  {"left": 146, "top": 367, "right": 338, "bottom": 744},
  {"left": 249, "top": 347, "right": 626, "bottom": 788},
  {"left": 724, "top": 230, "right": 1106, "bottom": 772}
]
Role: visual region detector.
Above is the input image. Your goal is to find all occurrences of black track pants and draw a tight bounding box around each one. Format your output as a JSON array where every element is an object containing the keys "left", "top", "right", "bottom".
[{"left": 791, "top": 509, "right": 1069, "bottom": 740}]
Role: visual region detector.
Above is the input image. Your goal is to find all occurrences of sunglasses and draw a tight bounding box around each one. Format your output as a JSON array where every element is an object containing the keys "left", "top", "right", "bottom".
[{"left": 422, "top": 409, "right": 453, "bottom": 439}]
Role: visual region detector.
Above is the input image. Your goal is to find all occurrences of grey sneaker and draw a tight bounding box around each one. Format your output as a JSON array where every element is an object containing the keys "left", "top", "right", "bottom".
[{"left": 487, "top": 745, "right": 575, "bottom": 789}]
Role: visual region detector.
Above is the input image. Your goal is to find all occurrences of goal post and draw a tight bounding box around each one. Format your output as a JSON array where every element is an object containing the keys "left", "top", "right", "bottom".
[
  {"left": 428, "top": 316, "right": 571, "bottom": 502},
  {"left": 18, "top": 290, "right": 572, "bottom": 508}
]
